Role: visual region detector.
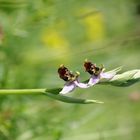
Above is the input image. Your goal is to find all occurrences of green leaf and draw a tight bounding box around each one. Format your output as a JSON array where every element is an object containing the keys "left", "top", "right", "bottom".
[
  {"left": 110, "top": 69, "right": 140, "bottom": 87},
  {"left": 106, "top": 66, "right": 122, "bottom": 74},
  {"left": 44, "top": 89, "right": 103, "bottom": 104}
]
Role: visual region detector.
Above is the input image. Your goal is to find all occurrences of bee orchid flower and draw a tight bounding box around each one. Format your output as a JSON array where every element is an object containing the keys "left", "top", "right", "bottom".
[
  {"left": 84, "top": 60, "right": 116, "bottom": 86},
  {"left": 58, "top": 65, "right": 89, "bottom": 94}
]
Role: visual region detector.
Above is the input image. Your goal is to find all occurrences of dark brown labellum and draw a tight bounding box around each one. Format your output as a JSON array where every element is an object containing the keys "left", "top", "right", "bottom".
[
  {"left": 84, "top": 61, "right": 95, "bottom": 75},
  {"left": 84, "top": 61, "right": 102, "bottom": 76},
  {"left": 58, "top": 65, "right": 74, "bottom": 81}
]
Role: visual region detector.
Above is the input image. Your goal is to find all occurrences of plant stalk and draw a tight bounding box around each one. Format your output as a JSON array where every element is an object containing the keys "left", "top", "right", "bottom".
[{"left": 0, "top": 89, "right": 46, "bottom": 95}]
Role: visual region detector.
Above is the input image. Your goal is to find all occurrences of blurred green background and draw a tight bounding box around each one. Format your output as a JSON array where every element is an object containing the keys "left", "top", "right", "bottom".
[{"left": 0, "top": 0, "right": 140, "bottom": 140}]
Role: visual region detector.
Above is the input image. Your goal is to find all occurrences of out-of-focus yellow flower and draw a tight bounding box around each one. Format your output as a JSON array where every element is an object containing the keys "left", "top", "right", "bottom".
[
  {"left": 84, "top": 12, "right": 104, "bottom": 41},
  {"left": 41, "top": 26, "right": 70, "bottom": 64},
  {"left": 41, "top": 28, "right": 69, "bottom": 48},
  {"left": 78, "top": 8, "right": 105, "bottom": 41}
]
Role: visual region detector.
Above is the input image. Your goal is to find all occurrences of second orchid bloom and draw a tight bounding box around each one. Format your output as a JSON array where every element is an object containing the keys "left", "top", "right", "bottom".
[
  {"left": 84, "top": 60, "right": 116, "bottom": 86},
  {"left": 58, "top": 60, "right": 117, "bottom": 94}
]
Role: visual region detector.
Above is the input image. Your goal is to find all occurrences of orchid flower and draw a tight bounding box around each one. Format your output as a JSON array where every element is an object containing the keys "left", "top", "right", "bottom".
[
  {"left": 58, "top": 65, "right": 89, "bottom": 94},
  {"left": 84, "top": 60, "right": 116, "bottom": 86}
]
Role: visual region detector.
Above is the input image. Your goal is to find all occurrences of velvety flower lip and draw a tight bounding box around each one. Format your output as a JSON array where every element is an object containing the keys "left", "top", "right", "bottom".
[
  {"left": 58, "top": 65, "right": 89, "bottom": 94},
  {"left": 84, "top": 60, "right": 116, "bottom": 86}
]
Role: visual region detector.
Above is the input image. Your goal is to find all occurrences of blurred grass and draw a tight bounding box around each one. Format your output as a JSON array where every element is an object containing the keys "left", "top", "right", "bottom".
[{"left": 0, "top": 0, "right": 140, "bottom": 140}]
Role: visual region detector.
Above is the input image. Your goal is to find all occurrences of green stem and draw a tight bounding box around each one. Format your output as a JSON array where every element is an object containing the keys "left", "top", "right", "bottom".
[
  {"left": 0, "top": 88, "right": 103, "bottom": 104},
  {"left": 0, "top": 89, "right": 46, "bottom": 95}
]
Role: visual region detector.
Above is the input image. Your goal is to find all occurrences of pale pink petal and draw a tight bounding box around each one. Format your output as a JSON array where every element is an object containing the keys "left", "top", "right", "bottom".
[
  {"left": 88, "top": 75, "right": 100, "bottom": 86},
  {"left": 60, "top": 82, "right": 76, "bottom": 94},
  {"left": 100, "top": 72, "right": 115, "bottom": 79},
  {"left": 74, "top": 80, "right": 90, "bottom": 88}
]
